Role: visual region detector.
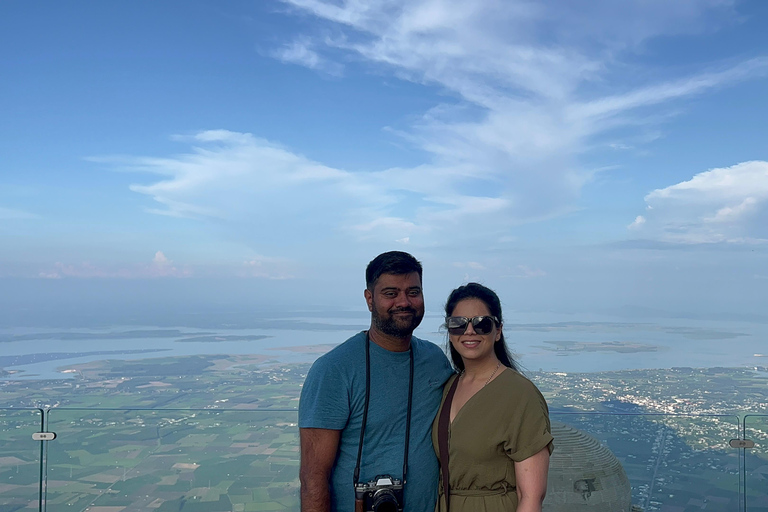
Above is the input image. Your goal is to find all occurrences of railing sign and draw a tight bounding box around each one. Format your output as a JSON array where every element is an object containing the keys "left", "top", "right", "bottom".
[
  {"left": 32, "top": 432, "right": 56, "bottom": 441},
  {"left": 729, "top": 439, "right": 755, "bottom": 449}
]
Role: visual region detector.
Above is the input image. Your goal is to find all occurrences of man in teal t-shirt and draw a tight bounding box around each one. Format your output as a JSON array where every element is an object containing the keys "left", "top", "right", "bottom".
[{"left": 298, "top": 252, "right": 453, "bottom": 512}]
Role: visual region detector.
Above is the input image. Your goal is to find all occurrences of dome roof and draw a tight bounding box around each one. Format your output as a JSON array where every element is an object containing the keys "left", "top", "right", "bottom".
[{"left": 543, "top": 421, "right": 632, "bottom": 512}]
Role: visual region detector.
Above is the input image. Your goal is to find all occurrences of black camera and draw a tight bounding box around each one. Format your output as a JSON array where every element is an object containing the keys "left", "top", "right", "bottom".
[{"left": 354, "top": 475, "right": 404, "bottom": 512}]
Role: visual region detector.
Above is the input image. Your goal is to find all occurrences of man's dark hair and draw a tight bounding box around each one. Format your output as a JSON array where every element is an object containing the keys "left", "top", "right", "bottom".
[{"left": 365, "top": 251, "right": 423, "bottom": 289}]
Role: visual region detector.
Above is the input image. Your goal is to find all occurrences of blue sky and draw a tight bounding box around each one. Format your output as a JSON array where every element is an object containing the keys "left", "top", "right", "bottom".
[{"left": 1, "top": 0, "right": 768, "bottom": 320}]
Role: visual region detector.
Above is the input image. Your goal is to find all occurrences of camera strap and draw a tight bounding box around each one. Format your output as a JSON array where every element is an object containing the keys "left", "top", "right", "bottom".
[{"left": 353, "top": 332, "right": 415, "bottom": 490}]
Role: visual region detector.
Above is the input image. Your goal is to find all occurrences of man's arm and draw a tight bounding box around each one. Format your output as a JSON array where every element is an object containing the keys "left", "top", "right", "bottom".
[
  {"left": 514, "top": 446, "right": 550, "bottom": 512},
  {"left": 299, "top": 427, "right": 342, "bottom": 512}
]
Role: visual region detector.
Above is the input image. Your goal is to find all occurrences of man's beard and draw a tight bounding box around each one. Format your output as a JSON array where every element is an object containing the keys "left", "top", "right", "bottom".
[{"left": 372, "top": 306, "right": 424, "bottom": 338}]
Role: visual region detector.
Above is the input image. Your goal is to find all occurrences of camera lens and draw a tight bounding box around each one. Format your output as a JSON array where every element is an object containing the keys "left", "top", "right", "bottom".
[{"left": 372, "top": 489, "right": 399, "bottom": 512}]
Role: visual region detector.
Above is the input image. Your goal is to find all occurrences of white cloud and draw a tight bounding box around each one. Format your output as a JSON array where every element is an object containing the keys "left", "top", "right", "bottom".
[
  {"left": 148, "top": 251, "right": 188, "bottom": 277},
  {"left": 705, "top": 197, "right": 758, "bottom": 223},
  {"left": 120, "top": 130, "right": 370, "bottom": 223},
  {"left": 153, "top": 251, "right": 170, "bottom": 265},
  {"left": 628, "top": 215, "right": 646, "bottom": 230},
  {"left": 631, "top": 161, "right": 768, "bottom": 243}
]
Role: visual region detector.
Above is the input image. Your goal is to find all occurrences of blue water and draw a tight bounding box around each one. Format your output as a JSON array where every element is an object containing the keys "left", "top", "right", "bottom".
[{"left": 1, "top": 311, "right": 766, "bottom": 380}]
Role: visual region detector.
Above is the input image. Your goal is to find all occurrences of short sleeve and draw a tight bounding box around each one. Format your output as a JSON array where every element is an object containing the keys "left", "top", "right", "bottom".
[
  {"left": 505, "top": 381, "right": 554, "bottom": 462},
  {"left": 298, "top": 356, "right": 350, "bottom": 430},
  {"left": 417, "top": 338, "right": 455, "bottom": 388}
]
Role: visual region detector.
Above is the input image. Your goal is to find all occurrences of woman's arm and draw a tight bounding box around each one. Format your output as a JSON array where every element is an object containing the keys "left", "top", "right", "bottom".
[{"left": 514, "top": 446, "right": 550, "bottom": 512}]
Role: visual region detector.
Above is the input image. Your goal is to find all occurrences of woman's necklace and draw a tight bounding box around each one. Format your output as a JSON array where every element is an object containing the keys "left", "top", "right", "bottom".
[
  {"left": 483, "top": 361, "right": 502, "bottom": 387},
  {"left": 462, "top": 360, "right": 502, "bottom": 388}
]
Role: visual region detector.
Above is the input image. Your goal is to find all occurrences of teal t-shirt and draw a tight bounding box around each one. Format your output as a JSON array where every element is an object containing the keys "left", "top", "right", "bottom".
[{"left": 299, "top": 331, "right": 454, "bottom": 512}]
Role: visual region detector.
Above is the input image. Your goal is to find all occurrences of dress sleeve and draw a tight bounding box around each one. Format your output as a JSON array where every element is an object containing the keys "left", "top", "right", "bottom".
[
  {"left": 505, "top": 379, "right": 554, "bottom": 462},
  {"left": 298, "top": 356, "right": 350, "bottom": 430}
]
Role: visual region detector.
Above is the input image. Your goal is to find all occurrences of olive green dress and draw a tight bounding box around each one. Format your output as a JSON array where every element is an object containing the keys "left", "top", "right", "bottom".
[{"left": 431, "top": 369, "right": 553, "bottom": 512}]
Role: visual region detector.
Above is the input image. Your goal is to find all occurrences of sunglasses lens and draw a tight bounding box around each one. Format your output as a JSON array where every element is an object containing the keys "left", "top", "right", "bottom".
[
  {"left": 474, "top": 317, "right": 494, "bottom": 335},
  {"left": 445, "top": 316, "right": 468, "bottom": 336},
  {"left": 446, "top": 317, "right": 469, "bottom": 335}
]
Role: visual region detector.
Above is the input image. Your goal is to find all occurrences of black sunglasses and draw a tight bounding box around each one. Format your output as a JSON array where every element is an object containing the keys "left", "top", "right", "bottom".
[{"left": 445, "top": 316, "right": 499, "bottom": 336}]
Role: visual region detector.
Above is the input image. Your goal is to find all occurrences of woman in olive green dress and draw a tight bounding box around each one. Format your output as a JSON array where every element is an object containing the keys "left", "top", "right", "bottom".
[{"left": 432, "top": 283, "right": 553, "bottom": 512}]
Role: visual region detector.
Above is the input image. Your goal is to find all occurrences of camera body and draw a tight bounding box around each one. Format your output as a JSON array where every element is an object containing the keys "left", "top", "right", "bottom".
[{"left": 354, "top": 475, "right": 404, "bottom": 512}]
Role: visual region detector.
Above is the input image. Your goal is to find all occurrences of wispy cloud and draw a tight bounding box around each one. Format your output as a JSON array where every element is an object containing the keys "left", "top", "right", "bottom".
[
  {"left": 110, "top": 130, "right": 408, "bottom": 241},
  {"left": 629, "top": 161, "right": 768, "bottom": 243},
  {"left": 99, "top": 1, "right": 766, "bottom": 258},
  {"left": 109, "top": 130, "right": 528, "bottom": 249},
  {"left": 0, "top": 206, "right": 38, "bottom": 220},
  {"left": 512, "top": 265, "right": 547, "bottom": 279},
  {"left": 241, "top": 254, "right": 296, "bottom": 279},
  {"left": 34, "top": 251, "right": 300, "bottom": 280},
  {"left": 270, "top": 0, "right": 765, "bottom": 231},
  {"left": 119, "top": 130, "right": 363, "bottom": 219},
  {"left": 453, "top": 261, "right": 485, "bottom": 270},
  {"left": 37, "top": 253, "right": 192, "bottom": 279},
  {"left": 271, "top": 38, "right": 344, "bottom": 76}
]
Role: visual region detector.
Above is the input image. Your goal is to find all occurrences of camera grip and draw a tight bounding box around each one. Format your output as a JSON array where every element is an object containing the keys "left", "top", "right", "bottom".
[{"left": 355, "top": 498, "right": 365, "bottom": 512}]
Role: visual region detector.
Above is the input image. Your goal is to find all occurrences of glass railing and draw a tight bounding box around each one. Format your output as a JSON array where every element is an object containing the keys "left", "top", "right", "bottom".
[
  {"left": 44, "top": 408, "right": 300, "bottom": 512},
  {"left": 547, "top": 412, "right": 742, "bottom": 512},
  {"left": 0, "top": 407, "right": 45, "bottom": 512},
  {"left": 2, "top": 408, "right": 763, "bottom": 511},
  {"left": 744, "top": 415, "right": 768, "bottom": 512}
]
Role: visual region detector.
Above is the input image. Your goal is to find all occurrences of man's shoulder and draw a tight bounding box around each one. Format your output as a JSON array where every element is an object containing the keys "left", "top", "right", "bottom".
[
  {"left": 299, "top": 334, "right": 366, "bottom": 429},
  {"left": 411, "top": 336, "right": 453, "bottom": 381},
  {"left": 309, "top": 331, "right": 366, "bottom": 371},
  {"left": 412, "top": 335, "right": 441, "bottom": 352},
  {"left": 412, "top": 336, "right": 449, "bottom": 360}
]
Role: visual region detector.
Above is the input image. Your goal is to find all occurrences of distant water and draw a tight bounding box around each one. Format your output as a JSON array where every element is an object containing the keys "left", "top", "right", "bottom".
[{"left": 1, "top": 311, "right": 766, "bottom": 380}]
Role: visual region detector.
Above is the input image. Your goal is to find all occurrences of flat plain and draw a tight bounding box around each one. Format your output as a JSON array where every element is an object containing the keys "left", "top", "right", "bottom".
[{"left": 1, "top": 355, "right": 767, "bottom": 512}]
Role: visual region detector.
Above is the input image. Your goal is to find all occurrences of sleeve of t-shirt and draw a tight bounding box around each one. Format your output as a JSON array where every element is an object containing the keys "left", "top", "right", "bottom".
[
  {"left": 505, "top": 380, "right": 554, "bottom": 462},
  {"left": 298, "top": 355, "right": 350, "bottom": 430},
  {"left": 435, "top": 344, "right": 456, "bottom": 385}
]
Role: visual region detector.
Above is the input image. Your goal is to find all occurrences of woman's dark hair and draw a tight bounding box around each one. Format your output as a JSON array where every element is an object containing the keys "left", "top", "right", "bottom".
[{"left": 444, "top": 282, "right": 518, "bottom": 372}]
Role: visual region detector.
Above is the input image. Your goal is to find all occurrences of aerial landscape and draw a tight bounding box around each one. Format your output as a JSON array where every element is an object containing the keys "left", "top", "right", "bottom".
[{"left": 2, "top": 338, "right": 768, "bottom": 511}]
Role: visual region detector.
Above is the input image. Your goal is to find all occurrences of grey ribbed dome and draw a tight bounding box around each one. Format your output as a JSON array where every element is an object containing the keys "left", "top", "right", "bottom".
[{"left": 543, "top": 421, "right": 632, "bottom": 512}]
